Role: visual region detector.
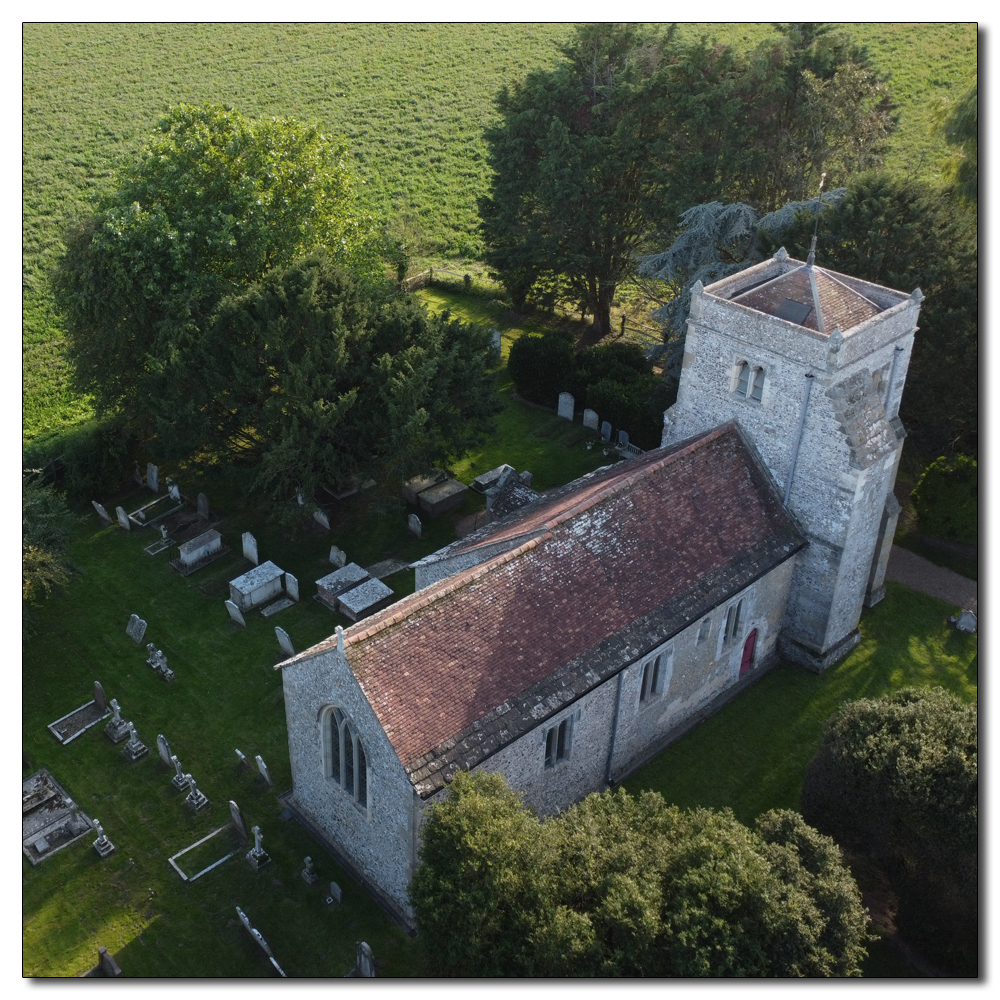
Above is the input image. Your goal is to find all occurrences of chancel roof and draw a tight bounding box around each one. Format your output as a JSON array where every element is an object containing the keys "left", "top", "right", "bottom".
[{"left": 279, "top": 425, "right": 806, "bottom": 796}]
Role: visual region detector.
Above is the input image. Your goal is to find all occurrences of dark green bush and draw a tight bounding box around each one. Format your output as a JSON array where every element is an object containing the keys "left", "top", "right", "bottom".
[
  {"left": 911, "top": 455, "right": 978, "bottom": 544},
  {"left": 507, "top": 332, "right": 575, "bottom": 408}
]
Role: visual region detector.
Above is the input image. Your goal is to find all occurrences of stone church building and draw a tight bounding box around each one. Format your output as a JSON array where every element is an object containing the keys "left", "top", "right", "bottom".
[{"left": 275, "top": 248, "right": 923, "bottom": 927}]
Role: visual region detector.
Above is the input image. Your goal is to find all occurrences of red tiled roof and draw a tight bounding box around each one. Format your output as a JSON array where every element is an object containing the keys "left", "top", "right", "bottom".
[
  {"left": 733, "top": 265, "right": 883, "bottom": 334},
  {"left": 283, "top": 425, "right": 799, "bottom": 770}
]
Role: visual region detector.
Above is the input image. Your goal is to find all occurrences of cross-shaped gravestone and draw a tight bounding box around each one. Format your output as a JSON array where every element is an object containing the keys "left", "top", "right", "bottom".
[
  {"left": 285, "top": 573, "right": 299, "bottom": 602},
  {"left": 274, "top": 627, "right": 295, "bottom": 658},
  {"left": 146, "top": 463, "right": 159, "bottom": 493},
  {"left": 242, "top": 531, "right": 259, "bottom": 566},
  {"left": 125, "top": 614, "right": 147, "bottom": 644},
  {"left": 116, "top": 506, "right": 131, "bottom": 531},
  {"left": 92, "top": 501, "right": 111, "bottom": 523},
  {"left": 224, "top": 599, "right": 246, "bottom": 628},
  {"left": 255, "top": 754, "right": 273, "bottom": 787},
  {"left": 170, "top": 754, "right": 188, "bottom": 790}
]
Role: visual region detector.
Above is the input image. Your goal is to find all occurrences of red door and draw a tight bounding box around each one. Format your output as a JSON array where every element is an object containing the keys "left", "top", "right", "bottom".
[{"left": 740, "top": 629, "right": 757, "bottom": 677}]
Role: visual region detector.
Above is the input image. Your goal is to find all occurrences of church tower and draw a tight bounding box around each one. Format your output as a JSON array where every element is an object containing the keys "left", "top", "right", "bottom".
[{"left": 660, "top": 247, "right": 923, "bottom": 669}]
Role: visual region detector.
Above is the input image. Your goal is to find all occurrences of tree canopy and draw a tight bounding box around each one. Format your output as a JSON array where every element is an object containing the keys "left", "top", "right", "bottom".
[
  {"left": 479, "top": 23, "right": 893, "bottom": 334},
  {"left": 801, "top": 687, "right": 977, "bottom": 975},
  {"left": 409, "top": 771, "right": 870, "bottom": 977},
  {"left": 940, "top": 77, "right": 978, "bottom": 203},
  {"left": 23, "top": 474, "right": 76, "bottom": 637},
  {"left": 55, "top": 103, "right": 385, "bottom": 441}
]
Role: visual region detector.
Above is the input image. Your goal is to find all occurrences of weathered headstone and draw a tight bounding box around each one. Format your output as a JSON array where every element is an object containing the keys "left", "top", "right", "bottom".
[
  {"left": 617, "top": 429, "right": 630, "bottom": 447},
  {"left": 296, "top": 490, "right": 305, "bottom": 507},
  {"left": 92, "top": 818, "right": 115, "bottom": 858},
  {"left": 557, "top": 392, "right": 575, "bottom": 421},
  {"left": 407, "top": 513, "right": 422, "bottom": 538},
  {"left": 582, "top": 408, "right": 599, "bottom": 431},
  {"left": 93, "top": 681, "right": 107, "bottom": 714},
  {"left": 134, "top": 463, "right": 144, "bottom": 486},
  {"left": 224, "top": 599, "right": 247, "bottom": 628},
  {"left": 125, "top": 614, "right": 148, "bottom": 644},
  {"left": 146, "top": 463, "right": 159, "bottom": 493},
  {"left": 329, "top": 881, "right": 342, "bottom": 905},
  {"left": 235, "top": 748, "right": 249, "bottom": 769},
  {"left": 156, "top": 734, "right": 172, "bottom": 766},
  {"left": 116, "top": 506, "right": 131, "bottom": 531},
  {"left": 197, "top": 493, "right": 210, "bottom": 520},
  {"left": 242, "top": 531, "right": 259, "bottom": 566},
  {"left": 170, "top": 754, "right": 188, "bottom": 790},
  {"left": 167, "top": 479, "right": 181, "bottom": 501},
  {"left": 285, "top": 573, "right": 299, "bottom": 602},
  {"left": 956, "top": 610, "right": 978, "bottom": 634},
  {"left": 329, "top": 545, "right": 347, "bottom": 568},
  {"left": 274, "top": 627, "right": 295, "bottom": 658},
  {"left": 313, "top": 509, "right": 330, "bottom": 530},
  {"left": 159, "top": 524, "right": 169, "bottom": 542},
  {"left": 229, "top": 800, "right": 248, "bottom": 842},
  {"left": 302, "top": 856, "right": 319, "bottom": 885},
  {"left": 519, "top": 471, "right": 533, "bottom": 487},
  {"left": 490, "top": 328, "right": 502, "bottom": 351},
  {"left": 256, "top": 754, "right": 274, "bottom": 787},
  {"left": 600, "top": 420, "right": 612, "bottom": 442},
  {"left": 92, "top": 501, "right": 111, "bottom": 523},
  {"left": 354, "top": 942, "right": 376, "bottom": 978}
]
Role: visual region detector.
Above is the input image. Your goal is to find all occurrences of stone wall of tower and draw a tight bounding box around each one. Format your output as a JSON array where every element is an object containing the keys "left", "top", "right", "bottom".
[{"left": 661, "top": 259, "right": 921, "bottom": 668}]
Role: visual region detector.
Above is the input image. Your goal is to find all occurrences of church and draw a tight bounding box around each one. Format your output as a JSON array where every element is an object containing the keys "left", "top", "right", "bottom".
[{"left": 275, "top": 247, "right": 923, "bottom": 927}]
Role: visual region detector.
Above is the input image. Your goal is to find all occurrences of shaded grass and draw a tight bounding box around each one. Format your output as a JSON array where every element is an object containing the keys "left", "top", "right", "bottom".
[{"left": 894, "top": 532, "right": 978, "bottom": 581}]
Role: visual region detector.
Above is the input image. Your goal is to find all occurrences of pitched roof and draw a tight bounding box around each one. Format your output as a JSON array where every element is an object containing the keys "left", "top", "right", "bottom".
[{"left": 279, "top": 425, "right": 806, "bottom": 796}]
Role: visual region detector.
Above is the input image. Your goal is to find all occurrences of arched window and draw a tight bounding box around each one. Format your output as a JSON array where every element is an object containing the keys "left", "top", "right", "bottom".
[
  {"left": 735, "top": 362, "right": 765, "bottom": 402},
  {"left": 324, "top": 707, "right": 368, "bottom": 810},
  {"left": 750, "top": 367, "right": 765, "bottom": 402},
  {"left": 736, "top": 361, "right": 751, "bottom": 397}
]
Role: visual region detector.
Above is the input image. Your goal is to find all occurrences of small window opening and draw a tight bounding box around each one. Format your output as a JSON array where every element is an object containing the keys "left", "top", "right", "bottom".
[{"left": 544, "top": 718, "right": 572, "bottom": 768}]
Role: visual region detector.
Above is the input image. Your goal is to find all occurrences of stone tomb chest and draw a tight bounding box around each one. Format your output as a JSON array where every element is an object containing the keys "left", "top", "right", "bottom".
[
  {"left": 315, "top": 563, "right": 370, "bottom": 611},
  {"left": 229, "top": 561, "right": 285, "bottom": 612},
  {"left": 471, "top": 464, "right": 515, "bottom": 494},
  {"left": 178, "top": 529, "right": 222, "bottom": 569},
  {"left": 337, "top": 578, "right": 395, "bottom": 622},
  {"left": 417, "top": 479, "right": 468, "bottom": 517}
]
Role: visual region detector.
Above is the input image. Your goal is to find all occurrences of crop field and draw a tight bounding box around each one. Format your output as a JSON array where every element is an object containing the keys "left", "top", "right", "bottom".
[{"left": 22, "top": 22, "right": 977, "bottom": 446}]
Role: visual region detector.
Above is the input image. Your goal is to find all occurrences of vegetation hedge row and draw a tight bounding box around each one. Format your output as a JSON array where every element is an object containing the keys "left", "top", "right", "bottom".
[{"left": 911, "top": 455, "right": 978, "bottom": 544}]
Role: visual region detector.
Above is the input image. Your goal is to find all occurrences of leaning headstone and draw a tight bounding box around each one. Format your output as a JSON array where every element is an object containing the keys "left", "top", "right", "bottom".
[
  {"left": 302, "top": 856, "right": 319, "bottom": 885},
  {"left": 329, "top": 545, "right": 347, "bottom": 569},
  {"left": 313, "top": 509, "right": 330, "bottom": 530},
  {"left": 116, "top": 506, "right": 131, "bottom": 531},
  {"left": 490, "top": 328, "right": 502, "bottom": 351},
  {"left": 167, "top": 479, "right": 181, "bottom": 501},
  {"left": 197, "top": 493, "right": 210, "bottom": 520},
  {"left": 256, "top": 754, "right": 274, "bottom": 787},
  {"left": 354, "top": 942, "right": 376, "bottom": 978},
  {"left": 93, "top": 681, "right": 107, "bottom": 714},
  {"left": 156, "top": 734, "right": 172, "bottom": 766},
  {"left": 617, "top": 429, "right": 630, "bottom": 447},
  {"left": 582, "top": 408, "right": 599, "bottom": 431},
  {"left": 229, "top": 800, "right": 249, "bottom": 842},
  {"left": 956, "top": 610, "right": 978, "bottom": 634},
  {"left": 146, "top": 463, "right": 159, "bottom": 493},
  {"left": 407, "top": 513, "right": 422, "bottom": 538},
  {"left": 235, "top": 748, "right": 249, "bottom": 770},
  {"left": 92, "top": 818, "right": 115, "bottom": 858},
  {"left": 285, "top": 573, "right": 299, "bottom": 602},
  {"left": 92, "top": 501, "right": 111, "bottom": 523},
  {"left": 600, "top": 420, "right": 612, "bottom": 442},
  {"left": 224, "top": 599, "right": 247, "bottom": 628},
  {"left": 328, "top": 881, "right": 342, "bottom": 905},
  {"left": 125, "top": 614, "right": 148, "bottom": 644},
  {"left": 242, "top": 531, "right": 259, "bottom": 566},
  {"left": 274, "top": 627, "right": 295, "bottom": 658},
  {"left": 557, "top": 391, "right": 575, "bottom": 421}
]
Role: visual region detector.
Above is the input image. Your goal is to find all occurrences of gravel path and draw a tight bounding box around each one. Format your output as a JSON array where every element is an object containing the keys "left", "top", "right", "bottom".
[{"left": 885, "top": 545, "right": 977, "bottom": 613}]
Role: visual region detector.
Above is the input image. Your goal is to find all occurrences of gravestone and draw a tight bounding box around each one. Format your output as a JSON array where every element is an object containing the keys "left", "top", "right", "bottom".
[
  {"left": 582, "top": 408, "right": 599, "bottom": 431},
  {"left": 185, "top": 775, "right": 209, "bottom": 813},
  {"left": 229, "top": 800, "right": 249, "bottom": 842},
  {"left": 93, "top": 681, "right": 107, "bottom": 714},
  {"left": 159, "top": 524, "right": 169, "bottom": 541},
  {"left": 125, "top": 614, "right": 148, "bottom": 644},
  {"left": 256, "top": 754, "right": 274, "bottom": 787},
  {"left": 116, "top": 506, "right": 131, "bottom": 531},
  {"left": 98, "top": 946, "right": 122, "bottom": 978},
  {"left": 275, "top": 627, "right": 295, "bottom": 658},
  {"left": 92, "top": 501, "right": 111, "bottom": 523},
  {"left": 146, "top": 463, "right": 159, "bottom": 493},
  {"left": 329, "top": 545, "right": 347, "bottom": 569},
  {"left": 490, "top": 328, "right": 502, "bottom": 351},
  {"left": 285, "top": 573, "right": 299, "bottom": 602},
  {"left": 92, "top": 818, "right": 115, "bottom": 858},
  {"left": 105, "top": 699, "right": 131, "bottom": 743},
  {"left": 519, "top": 471, "right": 533, "bottom": 487},
  {"left": 296, "top": 490, "right": 305, "bottom": 507},
  {"left": 167, "top": 480, "right": 181, "bottom": 501},
  {"left": 156, "top": 734, "right": 172, "bottom": 766},
  {"left": 235, "top": 748, "right": 249, "bottom": 769},
  {"left": 197, "top": 493, "right": 210, "bottom": 520},
  {"left": 177, "top": 529, "right": 222, "bottom": 570},
  {"left": 302, "top": 856, "right": 319, "bottom": 885},
  {"left": 134, "top": 463, "right": 144, "bottom": 486},
  {"left": 407, "top": 513, "right": 422, "bottom": 538},
  {"left": 617, "top": 429, "right": 630, "bottom": 447},
  {"left": 355, "top": 942, "right": 376, "bottom": 978},
  {"left": 246, "top": 825, "right": 271, "bottom": 870},
  {"left": 557, "top": 392, "right": 575, "bottom": 420},
  {"left": 224, "top": 599, "right": 246, "bottom": 628},
  {"left": 329, "top": 881, "right": 342, "bottom": 905},
  {"left": 170, "top": 755, "right": 188, "bottom": 790},
  {"left": 600, "top": 420, "right": 612, "bottom": 442},
  {"left": 122, "top": 723, "right": 149, "bottom": 762},
  {"left": 956, "top": 610, "right": 978, "bottom": 634},
  {"left": 313, "top": 509, "right": 330, "bottom": 530},
  {"left": 242, "top": 532, "right": 259, "bottom": 566}
]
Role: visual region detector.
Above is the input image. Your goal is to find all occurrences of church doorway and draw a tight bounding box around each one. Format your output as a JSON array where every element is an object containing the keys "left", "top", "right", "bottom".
[{"left": 740, "top": 629, "right": 757, "bottom": 677}]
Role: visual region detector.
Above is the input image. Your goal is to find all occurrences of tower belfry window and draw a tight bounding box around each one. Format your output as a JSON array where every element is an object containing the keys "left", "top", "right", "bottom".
[{"left": 735, "top": 363, "right": 765, "bottom": 402}]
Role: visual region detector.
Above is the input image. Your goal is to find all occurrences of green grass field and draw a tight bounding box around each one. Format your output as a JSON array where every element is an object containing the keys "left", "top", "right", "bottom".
[{"left": 22, "top": 22, "right": 977, "bottom": 445}]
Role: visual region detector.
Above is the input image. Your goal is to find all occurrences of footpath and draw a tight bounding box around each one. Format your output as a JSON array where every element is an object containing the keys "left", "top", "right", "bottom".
[{"left": 885, "top": 545, "right": 977, "bottom": 614}]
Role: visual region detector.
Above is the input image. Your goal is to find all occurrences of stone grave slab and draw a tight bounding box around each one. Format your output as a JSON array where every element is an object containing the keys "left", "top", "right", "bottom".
[
  {"left": 337, "top": 578, "right": 395, "bottom": 622},
  {"left": 125, "top": 614, "right": 148, "bottom": 644},
  {"left": 418, "top": 478, "right": 467, "bottom": 517},
  {"left": 315, "top": 563, "right": 369, "bottom": 610},
  {"left": 471, "top": 463, "right": 514, "bottom": 494},
  {"left": 23, "top": 769, "right": 95, "bottom": 866},
  {"left": 171, "top": 529, "right": 229, "bottom": 576},
  {"left": 557, "top": 392, "right": 575, "bottom": 420},
  {"left": 229, "top": 561, "right": 284, "bottom": 612},
  {"left": 167, "top": 825, "right": 237, "bottom": 882},
  {"left": 47, "top": 688, "right": 112, "bottom": 745},
  {"left": 402, "top": 469, "right": 447, "bottom": 505},
  {"left": 261, "top": 597, "right": 295, "bottom": 618},
  {"left": 364, "top": 558, "right": 410, "bottom": 580}
]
